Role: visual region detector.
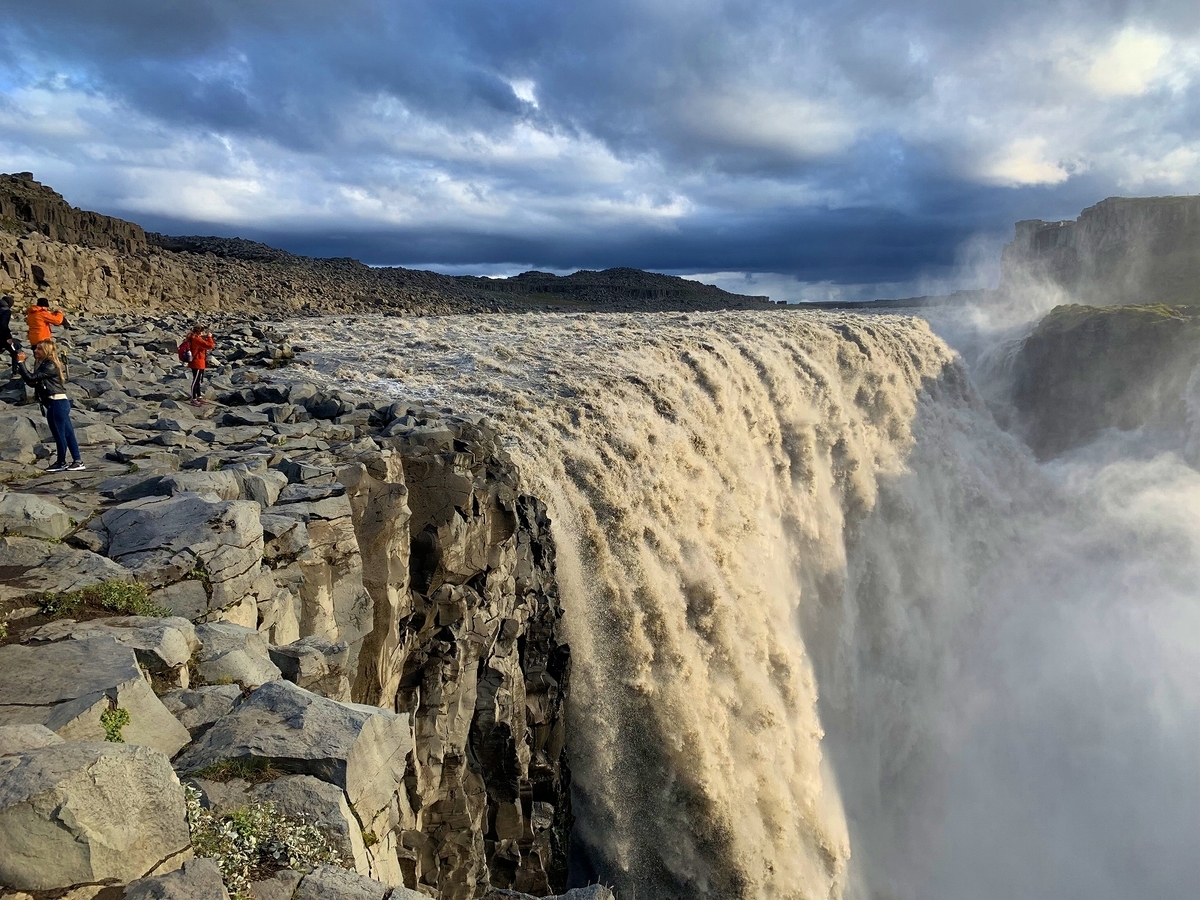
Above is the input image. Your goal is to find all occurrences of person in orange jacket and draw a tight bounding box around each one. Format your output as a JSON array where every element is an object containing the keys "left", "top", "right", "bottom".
[
  {"left": 26, "top": 297, "right": 66, "bottom": 346},
  {"left": 180, "top": 323, "right": 216, "bottom": 406}
]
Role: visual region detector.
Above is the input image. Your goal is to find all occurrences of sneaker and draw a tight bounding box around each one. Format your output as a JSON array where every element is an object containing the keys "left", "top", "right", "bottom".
[
  {"left": 67, "top": 461, "right": 86, "bottom": 471},
  {"left": 46, "top": 462, "right": 69, "bottom": 472}
]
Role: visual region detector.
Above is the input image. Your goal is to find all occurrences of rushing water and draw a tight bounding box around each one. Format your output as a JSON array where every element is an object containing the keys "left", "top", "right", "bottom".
[{"left": 296, "top": 310, "right": 1200, "bottom": 900}]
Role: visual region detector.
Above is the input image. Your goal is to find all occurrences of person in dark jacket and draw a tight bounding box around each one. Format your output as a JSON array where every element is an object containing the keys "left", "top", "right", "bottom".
[
  {"left": 0, "top": 296, "right": 26, "bottom": 402},
  {"left": 17, "top": 339, "right": 83, "bottom": 472}
]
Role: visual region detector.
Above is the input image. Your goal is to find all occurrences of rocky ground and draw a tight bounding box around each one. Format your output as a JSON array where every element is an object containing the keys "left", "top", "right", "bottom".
[{"left": 0, "top": 314, "right": 585, "bottom": 900}]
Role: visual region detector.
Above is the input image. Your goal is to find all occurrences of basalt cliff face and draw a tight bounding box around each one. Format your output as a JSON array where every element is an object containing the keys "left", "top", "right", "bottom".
[
  {"left": 0, "top": 173, "right": 773, "bottom": 316},
  {"left": 999, "top": 195, "right": 1200, "bottom": 305}
]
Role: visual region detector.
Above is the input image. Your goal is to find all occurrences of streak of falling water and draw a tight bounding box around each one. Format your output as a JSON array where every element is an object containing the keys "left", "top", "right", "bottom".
[{"left": 297, "top": 310, "right": 1200, "bottom": 900}]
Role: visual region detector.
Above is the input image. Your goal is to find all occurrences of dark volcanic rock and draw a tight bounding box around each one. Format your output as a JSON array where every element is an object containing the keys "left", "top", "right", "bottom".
[{"left": 1010, "top": 303, "right": 1200, "bottom": 458}]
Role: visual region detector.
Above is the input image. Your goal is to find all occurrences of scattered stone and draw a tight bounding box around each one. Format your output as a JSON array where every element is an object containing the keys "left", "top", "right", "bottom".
[{"left": 247, "top": 869, "right": 305, "bottom": 900}]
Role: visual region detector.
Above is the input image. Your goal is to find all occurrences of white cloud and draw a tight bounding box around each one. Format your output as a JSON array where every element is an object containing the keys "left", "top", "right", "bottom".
[
  {"left": 978, "top": 137, "right": 1073, "bottom": 187},
  {"left": 508, "top": 77, "right": 538, "bottom": 107},
  {"left": 1086, "top": 27, "right": 1171, "bottom": 97}
]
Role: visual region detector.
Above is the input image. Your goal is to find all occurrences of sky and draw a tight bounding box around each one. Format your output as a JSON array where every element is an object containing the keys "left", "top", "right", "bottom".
[{"left": 1, "top": 1, "right": 1198, "bottom": 302}]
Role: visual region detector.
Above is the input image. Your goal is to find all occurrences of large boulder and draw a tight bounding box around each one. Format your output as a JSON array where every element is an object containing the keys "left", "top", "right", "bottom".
[
  {"left": 251, "top": 775, "right": 369, "bottom": 875},
  {"left": 268, "top": 636, "right": 352, "bottom": 702},
  {"left": 0, "top": 492, "right": 73, "bottom": 541},
  {"left": 0, "top": 742, "right": 191, "bottom": 892},
  {"left": 123, "top": 858, "right": 231, "bottom": 900},
  {"left": 0, "top": 535, "right": 132, "bottom": 603},
  {"left": 27, "top": 616, "right": 200, "bottom": 689},
  {"left": 159, "top": 471, "right": 242, "bottom": 502},
  {"left": 193, "top": 622, "right": 282, "bottom": 688},
  {"left": 0, "top": 637, "right": 191, "bottom": 756},
  {"left": 99, "top": 493, "right": 265, "bottom": 618},
  {"left": 174, "top": 680, "right": 412, "bottom": 883}
]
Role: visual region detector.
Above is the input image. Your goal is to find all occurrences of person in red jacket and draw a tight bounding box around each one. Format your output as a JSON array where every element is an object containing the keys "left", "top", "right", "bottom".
[
  {"left": 181, "top": 324, "right": 216, "bottom": 406},
  {"left": 25, "top": 297, "right": 66, "bottom": 346}
]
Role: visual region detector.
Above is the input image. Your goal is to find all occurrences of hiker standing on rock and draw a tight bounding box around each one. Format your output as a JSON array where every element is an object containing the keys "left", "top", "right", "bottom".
[
  {"left": 25, "top": 297, "right": 67, "bottom": 347},
  {"left": 0, "top": 296, "right": 26, "bottom": 402},
  {"left": 180, "top": 324, "right": 216, "bottom": 406},
  {"left": 16, "top": 339, "right": 83, "bottom": 472}
]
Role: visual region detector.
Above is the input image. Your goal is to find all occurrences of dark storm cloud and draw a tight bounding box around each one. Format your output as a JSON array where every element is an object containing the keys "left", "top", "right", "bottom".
[{"left": 1, "top": 0, "right": 1199, "bottom": 295}]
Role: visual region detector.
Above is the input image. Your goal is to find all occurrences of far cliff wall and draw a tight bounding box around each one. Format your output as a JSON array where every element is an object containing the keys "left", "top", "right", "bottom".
[{"left": 999, "top": 195, "right": 1200, "bottom": 305}]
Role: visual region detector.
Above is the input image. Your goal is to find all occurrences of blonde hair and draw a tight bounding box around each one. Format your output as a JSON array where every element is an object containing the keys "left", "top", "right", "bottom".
[{"left": 35, "top": 339, "right": 64, "bottom": 382}]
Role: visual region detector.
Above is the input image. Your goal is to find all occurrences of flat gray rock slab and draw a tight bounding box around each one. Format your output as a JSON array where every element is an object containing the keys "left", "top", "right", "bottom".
[
  {"left": 124, "top": 858, "right": 231, "bottom": 900},
  {"left": 175, "top": 680, "right": 411, "bottom": 831},
  {"left": 0, "top": 741, "right": 190, "bottom": 892},
  {"left": 28, "top": 615, "right": 199, "bottom": 671},
  {"left": 194, "top": 622, "right": 281, "bottom": 688},
  {"left": 0, "top": 637, "right": 191, "bottom": 756},
  {"left": 0, "top": 492, "right": 73, "bottom": 541},
  {"left": 0, "top": 535, "right": 132, "bottom": 603},
  {"left": 0, "top": 724, "right": 63, "bottom": 757}
]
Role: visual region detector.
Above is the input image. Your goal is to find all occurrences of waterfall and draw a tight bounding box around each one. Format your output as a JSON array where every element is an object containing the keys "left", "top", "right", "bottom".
[{"left": 301, "top": 310, "right": 1200, "bottom": 900}]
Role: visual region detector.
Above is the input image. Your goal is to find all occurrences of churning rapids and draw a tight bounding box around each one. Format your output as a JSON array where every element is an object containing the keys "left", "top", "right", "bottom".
[{"left": 296, "top": 311, "right": 1200, "bottom": 900}]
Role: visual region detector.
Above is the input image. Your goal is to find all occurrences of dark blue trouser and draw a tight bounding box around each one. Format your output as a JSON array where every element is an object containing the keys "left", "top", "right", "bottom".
[{"left": 46, "top": 398, "right": 81, "bottom": 464}]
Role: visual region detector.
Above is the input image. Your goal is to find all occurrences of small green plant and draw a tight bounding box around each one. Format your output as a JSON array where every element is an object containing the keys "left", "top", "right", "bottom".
[
  {"left": 184, "top": 785, "right": 343, "bottom": 897},
  {"left": 187, "top": 560, "right": 213, "bottom": 588},
  {"left": 126, "top": 462, "right": 140, "bottom": 474},
  {"left": 361, "top": 829, "right": 378, "bottom": 848},
  {"left": 39, "top": 580, "right": 168, "bottom": 618},
  {"left": 194, "top": 757, "right": 283, "bottom": 785},
  {"left": 101, "top": 707, "right": 131, "bottom": 742}
]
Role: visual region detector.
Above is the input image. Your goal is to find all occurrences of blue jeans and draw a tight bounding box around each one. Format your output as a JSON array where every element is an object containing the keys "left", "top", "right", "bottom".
[{"left": 46, "top": 398, "right": 81, "bottom": 465}]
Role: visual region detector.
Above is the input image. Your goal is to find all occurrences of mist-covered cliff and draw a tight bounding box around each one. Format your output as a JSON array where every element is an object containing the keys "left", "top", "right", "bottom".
[{"left": 999, "top": 195, "right": 1200, "bottom": 306}]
